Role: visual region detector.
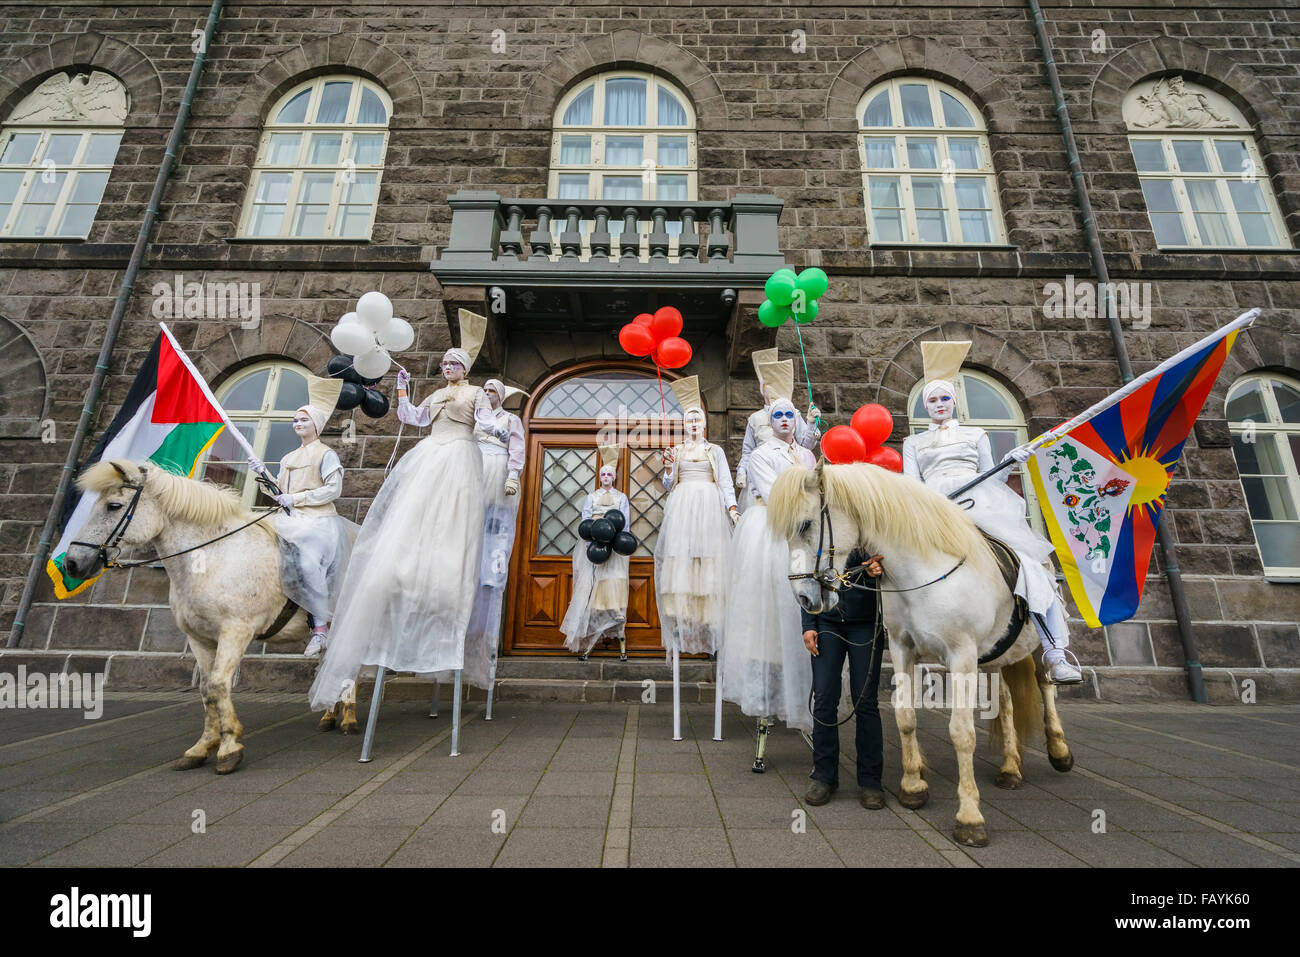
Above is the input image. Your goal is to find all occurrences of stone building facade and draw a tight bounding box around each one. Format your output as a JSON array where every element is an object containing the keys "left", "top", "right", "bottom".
[{"left": 0, "top": 1, "right": 1296, "bottom": 700}]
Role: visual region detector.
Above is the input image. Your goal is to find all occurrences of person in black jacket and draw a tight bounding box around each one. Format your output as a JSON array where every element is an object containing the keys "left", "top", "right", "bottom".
[{"left": 802, "top": 548, "right": 887, "bottom": 809}]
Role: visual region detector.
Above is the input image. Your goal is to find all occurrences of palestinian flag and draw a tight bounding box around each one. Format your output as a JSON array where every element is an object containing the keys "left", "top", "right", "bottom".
[{"left": 47, "top": 324, "right": 225, "bottom": 597}]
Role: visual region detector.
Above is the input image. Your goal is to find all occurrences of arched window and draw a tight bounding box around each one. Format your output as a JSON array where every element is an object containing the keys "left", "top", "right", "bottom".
[
  {"left": 199, "top": 360, "right": 314, "bottom": 508},
  {"left": 239, "top": 76, "right": 391, "bottom": 239},
  {"left": 909, "top": 370, "right": 1043, "bottom": 531},
  {"left": 857, "top": 78, "right": 1004, "bottom": 245},
  {"left": 549, "top": 72, "right": 696, "bottom": 211},
  {"left": 1125, "top": 77, "right": 1290, "bottom": 249},
  {"left": 1226, "top": 373, "right": 1300, "bottom": 576},
  {"left": 0, "top": 70, "right": 127, "bottom": 238}
]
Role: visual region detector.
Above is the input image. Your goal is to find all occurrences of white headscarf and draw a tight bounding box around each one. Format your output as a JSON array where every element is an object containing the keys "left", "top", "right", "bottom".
[
  {"left": 442, "top": 348, "right": 470, "bottom": 372},
  {"left": 483, "top": 378, "right": 505, "bottom": 403},
  {"left": 296, "top": 404, "right": 327, "bottom": 435},
  {"left": 769, "top": 397, "right": 796, "bottom": 421},
  {"left": 922, "top": 379, "right": 957, "bottom": 403}
]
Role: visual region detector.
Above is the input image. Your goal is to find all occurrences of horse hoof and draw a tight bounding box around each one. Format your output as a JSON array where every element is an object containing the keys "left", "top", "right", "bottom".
[
  {"left": 318, "top": 714, "right": 337, "bottom": 732},
  {"left": 172, "top": 754, "right": 207, "bottom": 771},
  {"left": 1050, "top": 751, "right": 1074, "bottom": 773},
  {"left": 995, "top": 771, "right": 1023, "bottom": 790},
  {"left": 339, "top": 721, "right": 359, "bottom": 736},
  {"left": 214, "top": 750, "right": 244, "bottom": 775},
  {"left": 953, "top": 822, "right": 988, "bottom": 847},
  {"left": 897, "top": 787, "right": 929, "bottom": 810}
]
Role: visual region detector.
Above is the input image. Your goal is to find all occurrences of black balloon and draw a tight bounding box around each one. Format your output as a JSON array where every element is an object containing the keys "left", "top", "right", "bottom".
[
  {"left": 578, "top": 519, "right": 594, "bottom": 541},
  {"left": 327, "top": 353, "right": 362, "bottom": 384},
  {"left": 336, "top": 382, "right": 365, "bottom": 411},
  {"left": 360, "top": 387, "right": 389, "bottom": 418},
  {"left": 612, "top": 531, "right": 637, "bottom": 556},
  {"left": 586, "top": 541, "right": 612, "bottom": 564},
  {"left": 589, "top": 518, "right": 615, "bottom": 544},
  {"left": 604, "top": 508, "right": 626, "bottom": 533}
]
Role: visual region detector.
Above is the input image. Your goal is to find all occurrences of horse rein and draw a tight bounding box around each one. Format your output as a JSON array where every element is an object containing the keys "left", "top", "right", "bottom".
[{"left": 71, "top": 465, "right": 281, "bottom": 570}]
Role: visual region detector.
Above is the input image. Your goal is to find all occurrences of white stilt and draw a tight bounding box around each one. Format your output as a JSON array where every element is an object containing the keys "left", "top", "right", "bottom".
[
  {"left": 713, "top": 654, "right": 724, "bottom": 741},
  {"left": 672, "top": 648, "right": 682, "bottom": 741},
  {"left": 428, "top": 680, "right": 440, "bottom": 718},
  {"left": 485, "top": 656, "right": 497, "bottom": 721},
  {"left": 359, "top": 666, "right": 386, "bottom": 763},
  {"left": 450, "top": 669, "right": 463, "bottom": 757}
]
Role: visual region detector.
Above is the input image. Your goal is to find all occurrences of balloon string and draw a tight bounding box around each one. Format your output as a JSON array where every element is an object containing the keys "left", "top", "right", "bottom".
[
  {"left": 656, "top": 362, "right": 666, "bottom": 422},
  {"left": 793, "top": 322, "right": 824, "bottom": 430}
]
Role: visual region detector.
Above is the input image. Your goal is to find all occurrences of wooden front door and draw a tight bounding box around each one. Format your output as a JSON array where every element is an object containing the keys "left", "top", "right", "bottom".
[{"left": 504, "top": 365, "right": 683, "bottom": 656}]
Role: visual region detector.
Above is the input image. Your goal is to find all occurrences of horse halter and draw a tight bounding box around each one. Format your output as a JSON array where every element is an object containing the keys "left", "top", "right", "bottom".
[
  {"left": 71, "top": 466, "right": 148, "bottom": 570},
  {"left": 786, "top": 469, "right": 851, "bottom": 593}
]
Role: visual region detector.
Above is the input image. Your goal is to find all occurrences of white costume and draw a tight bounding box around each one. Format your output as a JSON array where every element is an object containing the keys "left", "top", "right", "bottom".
[
  {"left": 309, "top": 315, "right": 497, "bottom": 711},
  {"left": 735, "top": 348, "right": 820, "bottom": 510},
  {"left": 561, "top": 447, "right": 632, "bottom": 655},
  {"left": 722, "top": 370, "right": 815, "bottom": 732},
  {"left": 654, "top": 376, "right": 738, "bottom": 658},
  {"left": 901, "top": 340, "right": 1073, "bottom": 672},
  {"left": 455, "top": 378, "right": 526, "bottom": 690}
]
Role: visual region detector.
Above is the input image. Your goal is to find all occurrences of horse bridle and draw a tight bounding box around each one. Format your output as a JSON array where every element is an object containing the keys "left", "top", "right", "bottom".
[{"left": 786, "top": 467, "right": 966, "bottom": 595}]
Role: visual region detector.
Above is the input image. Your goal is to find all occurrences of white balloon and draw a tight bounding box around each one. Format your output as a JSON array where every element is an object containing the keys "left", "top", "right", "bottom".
[
  {"left": 338, "top": 311, "right": 360, "bottom": 325},
  {"left": 353, "top": 347, "right": 392, "bottom": 380},
  {"left": 380, "top": 317, "right": 414, "bottom": 353},
  {"left": 356, "top": 291, "right": 393, "bottom": 334},
  {"left": 331, "top": 322, "right": 373, "bottom": 355}
]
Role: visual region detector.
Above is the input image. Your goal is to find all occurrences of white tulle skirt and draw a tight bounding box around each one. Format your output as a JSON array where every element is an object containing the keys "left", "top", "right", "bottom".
[
  {"left": 308, "top": 429, "right": 484, "bottom": 710},
  {"left": 273, "top": 510, "right": 357, "bottom": 624},
  {"left": 721, "top": 503, "right": 812, "bottom": 731},
  {"left": 561, "top": 538, "right": 630, "bottom": 654},
  {"left": 653, "top": 476, "right": 731, "bottom": 657},
  {"left": 927, "top": 468, "right": 1060, "bottom": 614}
]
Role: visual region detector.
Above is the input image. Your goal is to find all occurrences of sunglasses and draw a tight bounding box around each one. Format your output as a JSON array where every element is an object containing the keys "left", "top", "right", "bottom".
[{"left": 773, "top": 410, "right": 796, "bottom": 420}]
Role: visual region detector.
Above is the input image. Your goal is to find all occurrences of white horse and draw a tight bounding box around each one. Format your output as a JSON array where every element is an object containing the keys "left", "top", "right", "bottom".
[
  {"left": 768, "top": 463, "right": 1073, "bottom": 847},
  {"left": 64, "top": 460, "right": 359, "bottom": 774}
]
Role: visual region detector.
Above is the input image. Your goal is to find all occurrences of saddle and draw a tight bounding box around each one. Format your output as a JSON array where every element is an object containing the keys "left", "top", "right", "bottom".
[{"left": 976, "top": 531, "right": 1029, "bottom": 666}]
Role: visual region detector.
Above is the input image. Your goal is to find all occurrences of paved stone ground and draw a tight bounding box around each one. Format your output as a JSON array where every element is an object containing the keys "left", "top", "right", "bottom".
[{"left": 2, "top": 693, "right": 1299, "bottom": 867}]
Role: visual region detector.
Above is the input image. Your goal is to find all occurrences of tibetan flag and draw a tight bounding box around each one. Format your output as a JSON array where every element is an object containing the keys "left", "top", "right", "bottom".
[
  {"left": 1024, "top": 309, "right": 1257, "bottom": 627},
  {"left": 47, "top": 325, "right": 225, "bottom": 598}
]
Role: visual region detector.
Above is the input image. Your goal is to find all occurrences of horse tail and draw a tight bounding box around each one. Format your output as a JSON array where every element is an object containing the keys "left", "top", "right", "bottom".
[{"left": 990, "top": 653, "right": 1043, "bottom": 756}]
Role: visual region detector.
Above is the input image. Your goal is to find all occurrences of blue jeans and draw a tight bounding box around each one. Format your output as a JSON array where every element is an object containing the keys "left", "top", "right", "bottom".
[{"left": 808, "top": 619, "right": 885, "bottom": 790}]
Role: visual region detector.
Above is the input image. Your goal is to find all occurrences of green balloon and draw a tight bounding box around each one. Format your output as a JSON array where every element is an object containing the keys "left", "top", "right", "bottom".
[
  {"left": 758, "top": 299, "right": 791, "bottom": 327},
  {"left": 775, "top": 267, "right": 797, "bottom": 280},
  {"left": 764, "top": 272, "right": 797, "bottom": 307},
  {"left": 792, "top": 298, "right": 819, "bottom": 325},
  {"left": 796, "top": 267, "right": 829, "bottom": 300}
]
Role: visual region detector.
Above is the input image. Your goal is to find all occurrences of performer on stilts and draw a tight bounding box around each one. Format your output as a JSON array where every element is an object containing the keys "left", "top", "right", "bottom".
[
  {"left": 654, "top": 375, "right": 738, "bottom": 741},
  {"left": 735, "top": 348, "right": 820, "bottom": 511},
  {"left": 309, "top": 311, "right": 499, "bottom": 754},
  {"left": 721, "top": 359, "right": 815, "bottom": 770},
  {"left": 434, "top": 377, "right": 526, "bottom": 719},
  {"left": 902, "top": 340, "right": 1082, "bottom": 684},
  {"left": 561, "top": 445, "right": 632, "bottom": 659},
  {"left": 247, "top": 373, "right": 356, "bottom": 659}
]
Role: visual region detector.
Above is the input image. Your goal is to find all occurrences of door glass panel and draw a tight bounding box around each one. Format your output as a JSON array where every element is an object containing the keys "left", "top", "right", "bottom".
[
  {"left": 628, "top": 448, "right": 668, "bottom": 556},
  {"left": 536, "top": 447, "right": 597, "bottom": 556},
  {"left": 535, "top": 373, "right": 685, "bottom": 418}
]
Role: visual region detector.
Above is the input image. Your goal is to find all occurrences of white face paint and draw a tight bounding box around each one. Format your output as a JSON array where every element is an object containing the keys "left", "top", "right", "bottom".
[
  {"left": 487, "top": 389, "right": 502, "bottom": 409},
  {"left": 291, "top": 412, "right": 318, "bottom": 441},
  {"left": 599, "top": 468, "right": 616, "bottom": 489},
  {"left": 441, "top": 358, "right": 466, "bottom": 382},
  {"left": 684, "top": 409, "right": 706, "bottom": 439},
  {"left": 925, "top": 390, "right": 955, "bottom": 424},
  {"left": 771, "top": 407, "right": 796, "bottom": 440}
]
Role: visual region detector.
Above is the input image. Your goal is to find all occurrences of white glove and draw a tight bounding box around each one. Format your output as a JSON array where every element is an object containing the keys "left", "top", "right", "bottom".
[
  {"left": 395, "top": 367, "right": 410, "bottom": 390},
  {"left": 728, "top": 506, "right": 740, "bottom": 528},
  {"left": 736, "top": 470, "right": 747, "bottom": 489},
  {"left": 1003, "top": 446, "right": 1032, "bottom": 465},
  {"left": 806, "top": 404, "right": 820, "bottom": 424},
  {"left": 494, "top": 426, "right": 510, "bottom": 442},
  {"left": 247, "top": 455, "right": 266, "bottom": 474},
  {"left": 504, "top": 477, "right": 519, "bottom": 496},
  {"left": 274, "top": 492, "right": 294, "bottom": 508}
]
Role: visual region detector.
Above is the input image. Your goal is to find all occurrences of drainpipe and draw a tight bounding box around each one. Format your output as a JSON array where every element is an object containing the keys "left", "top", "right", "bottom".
[
  {"left": 1026, "top": 0, "right": 1207, "bottom": 703},
  {"left": 8, "top": 0, "right": 225, "bottom": 648}
]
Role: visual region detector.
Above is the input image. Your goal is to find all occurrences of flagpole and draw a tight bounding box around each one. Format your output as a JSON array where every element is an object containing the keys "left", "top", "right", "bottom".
[{"left": 945, "top": 308, "right": 1259, "bottom": 502}]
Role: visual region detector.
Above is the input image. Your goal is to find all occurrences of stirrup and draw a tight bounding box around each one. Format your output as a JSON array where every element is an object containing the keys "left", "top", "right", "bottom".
[{"left": 1041, "top": 647, "right": 1083, "bottom": 684}]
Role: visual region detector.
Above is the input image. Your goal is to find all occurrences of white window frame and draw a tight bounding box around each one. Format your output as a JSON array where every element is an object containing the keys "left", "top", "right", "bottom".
[
  {"left": 0, "top": 126, "right": 123, "bottom": 239},
  {"left": 237, "top": 76, "right": 391, "bottom": 241},
  {"left": 1129, "top": 133, "right": 1290, "bottom": 250},
  {"left": 857, "top": 78, "right": 1006, "bottom": 247},
  {"left": 200, "top": 360, "right": 313, "bottom": 508},
  {"left": 908, "top": 369, "right": 1044, "bottom": 533},
  {"left": 1226, "top": 373, "right": 1300, "bottom": 578}
]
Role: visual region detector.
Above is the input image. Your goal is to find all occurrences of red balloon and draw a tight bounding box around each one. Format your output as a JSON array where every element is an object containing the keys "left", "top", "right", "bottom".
[
  {"left": 821, "top": 425, "right": 867, "bottom": 464},
  {"left": 618, "top": 323, "right": 655, "bottom": 357},
  {"left": 651, "top": 306, "right": 683, "bottom": 343},
  {"left": 633, "top": 312, "right": 655, "bottom": 327},
  {"left": 865, "top": 445, "right": 903, "bottom": 472},
  {"left": 851, "top": 403, "right": 893, "bottom": 450},
  {"left": 657, "top": 336, "right": 693, "bottom": 369}
]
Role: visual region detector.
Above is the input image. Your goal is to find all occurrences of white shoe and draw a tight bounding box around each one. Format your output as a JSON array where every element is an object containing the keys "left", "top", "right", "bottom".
[
  {"left": 304, "top": 632, "right": 328, "bottom": 658},
  {"left": 1048, "top": 660, "right": 1083, "bottom": 684}
]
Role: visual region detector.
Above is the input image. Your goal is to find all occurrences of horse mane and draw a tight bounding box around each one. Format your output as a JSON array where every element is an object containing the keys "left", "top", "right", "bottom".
[
  {"left": 80, "top": 460, "right": 272, "bottom": 536},
  {"left": 769, "top": 463, "right": 995, "bottom": 571}
]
